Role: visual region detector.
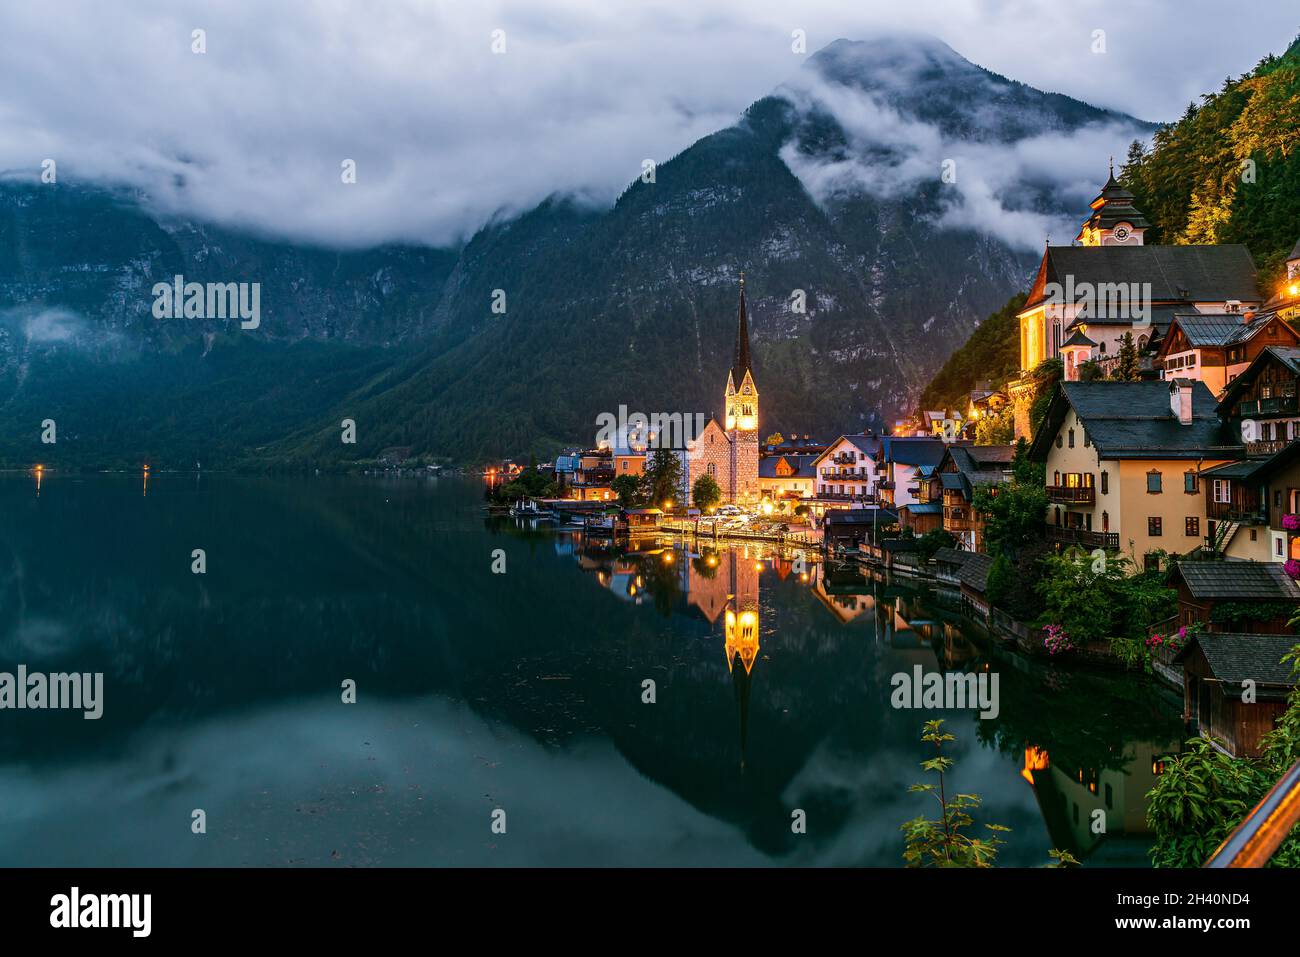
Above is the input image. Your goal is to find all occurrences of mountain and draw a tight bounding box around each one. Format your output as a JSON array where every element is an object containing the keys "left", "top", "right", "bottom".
[
  {"left": 917, "top": 32, "right": 1300, "bottom": 416},
  {"left": 0, "top": 34, "right": 1153, "bottom": 468}
]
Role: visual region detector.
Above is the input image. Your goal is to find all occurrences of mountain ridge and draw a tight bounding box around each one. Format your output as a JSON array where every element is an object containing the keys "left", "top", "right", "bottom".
[{"left": 0, "top": 33, "right": 1155, "bottom": 467}]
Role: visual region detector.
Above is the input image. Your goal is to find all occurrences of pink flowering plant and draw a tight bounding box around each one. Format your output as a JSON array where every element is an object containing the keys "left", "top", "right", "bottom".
[
  {"left": 1043, "top": 623, "right": 1074, "bottom": 655},
  {"left": 1146, "top": 624, "right": 1190, "bottom": 656},
  {"left": 1286, "top": 558, "right": 1300, "bottom": 579},
  {"left": 1283, "top": 513, "right": 1300, "bottom": 531}
]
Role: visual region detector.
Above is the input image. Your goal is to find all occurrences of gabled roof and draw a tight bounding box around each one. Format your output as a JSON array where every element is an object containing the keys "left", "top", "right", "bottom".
[
  {"left": 1169, "top": 560, "right": 1300, "bottom": 601},
  {"left": 1217, "top": 346, "right": 1300, "bottom": 411},
  {"left": 939, "top": 444, "right": 1015, "bottom": 498},
  {"left": 959, "top": 553, "right": 994, "bottom": 593},
  {"left": 758, "top": 454, "right": 817, "bottom": 479},
  {"left": 1290, "top": 236, "right": 1300, "bottom": 261},
  {"left": 1029, "top": 381, "right": 1242, "bottom": 462},
  {"left": 882, "top": 436, "right": 955, "bottom": 468},
  {"left": 1062, "top": 329, "right": 1098, "bottom": 348},
  {"left": 1159, "top": 311, "right": 1289, "bottom": 357},
  {"left": 824, "top": 507, "right": 897, "bottom": 526},
  {"left": 811, "top": 433, "right": 883, "bottom": 467},
  {"left": 1023, "top": 245, "right": 1261, "bottom": 310},
  {"left": 902, "top": 502, "right": 942, "bottom": 515},
  {"left": 1174, "top": 633, "right": 1299, "bottom": 697},
  {"left": 932, "top": 547, "right": 972, "bottom": 567}
]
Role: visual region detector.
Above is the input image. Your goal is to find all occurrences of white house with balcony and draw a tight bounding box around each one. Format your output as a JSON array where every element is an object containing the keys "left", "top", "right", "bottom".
[{"left": 810, "top": 434, "right": 884, "bottom": 509}]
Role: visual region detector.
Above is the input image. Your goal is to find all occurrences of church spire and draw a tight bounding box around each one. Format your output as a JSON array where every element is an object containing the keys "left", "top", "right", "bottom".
[{"left": 731, "top": 274, "right": 753, "bottom": 385}]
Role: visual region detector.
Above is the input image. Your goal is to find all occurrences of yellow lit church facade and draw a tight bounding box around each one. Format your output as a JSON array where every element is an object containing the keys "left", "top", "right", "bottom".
[{"left": 679, "top": 278, "right": 761, "bottom": 505}]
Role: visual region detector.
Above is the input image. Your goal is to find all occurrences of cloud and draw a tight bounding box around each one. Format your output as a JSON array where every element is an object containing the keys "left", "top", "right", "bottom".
[
  {"left": 778, "top": 65, "right": 1154, "bottom": 252},
  {"left": 0, "top": 305, "right": 94, "bottom": 345},
  {"left": 0, "top": 1, "right": 1290, "bottom": 249}
]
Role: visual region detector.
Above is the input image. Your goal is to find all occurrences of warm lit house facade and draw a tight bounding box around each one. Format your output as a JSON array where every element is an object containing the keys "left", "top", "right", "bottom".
[
  {"left": 933, "top": 444, "right": 1015, "bottom": 552},
  {"left": 1011, "top": 171, "right": 1264, "bottom": 436},
  {"left": 759, "top": 453, "right": 817, "bottom": 503},
  {"left": 678, "top": 280, "right": 761, "bottom": 506},
  {"left": 878, "top": 437, "right": 957, "bottom": 510},
  {"left": 1155, "top": 309, "right": 1300, "bottom": 398},
  {"left": 811, "top": 433, "right": 884, "bottom": 507},
  {"left": 1199, "top": 445, "right": 1300, "bottom": 564},
  {"left": 1217, "top": 345, "right": 1300, "bottom": 458},
  {"left": 1029, "top": 380, "right": 1242, "bottom": 570}
]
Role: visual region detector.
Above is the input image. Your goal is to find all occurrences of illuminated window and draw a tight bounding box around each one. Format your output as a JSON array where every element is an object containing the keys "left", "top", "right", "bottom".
[{"left": 1148, "top": 517, "right": 1162, "bottom": 536}]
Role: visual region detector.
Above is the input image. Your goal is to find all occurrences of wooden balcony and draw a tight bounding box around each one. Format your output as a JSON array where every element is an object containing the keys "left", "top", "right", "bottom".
[
  {"left": 1046, "top": 525, "right": 1119, "bottom": 549},
  {"left": 1240, "top": 395, "right": 1298, "bottom": 417},
  {"left": 1246, "top": 439, "right": 1288, "bottom": 457},
  {"left": 1207, "top": 499, "right": 1266, "bottom": 524},
  {"left": 1046, "top": 484, "right": 1095, "bottom": 505}
]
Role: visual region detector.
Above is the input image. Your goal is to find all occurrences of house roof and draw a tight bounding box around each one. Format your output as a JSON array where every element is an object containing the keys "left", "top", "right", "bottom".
[
  {"left": 1290, "top": 236, "right": 1300, "bottom": 261},
  {"left": 939, "top": 444, "right": 1015, "bottom": 498},
  {"left": 1024, "top": 245, "right": 1261, "bottom": 311},
  {"left": 1174, "top": 633, "right": 1298, "bottom": 697},
  {"left": 812, "top": 433, "right": 883, "bottom": 468},
  {"left": 758, "top": 454, "right": 818, "bottom": 479},
  {"left": 1217, "top": 346, "right": 1300, "bottom": 411},
  {"left": 903, "top": 502, "right": 942, "bottom": 515},
  {"left": 959, "top": 553, "right": 994, "bottom": 592},
  {"left": 882, "top": 436, "right": 955, "bottom": 468},
  {"left": 1198, "top": 459, "right": 1268, "bottom": 480},
  {"left": 1160, "top": 311, "right": 1285, "bottom": 356},
  {"left": 1169, "top": 560, "right": 1300, "bottom": 601},
  {"left": 1029, "top": 380, "right": 1242, "bottom": 462},
  {"left": 824, "top": 507, "right": 897, "bottom": 526},
  {"left": 932, "top": 547, "right": 972, "bottom": 566},
  {"left": 1062, "top": 329, "right": 1098, "bottom": 348}
]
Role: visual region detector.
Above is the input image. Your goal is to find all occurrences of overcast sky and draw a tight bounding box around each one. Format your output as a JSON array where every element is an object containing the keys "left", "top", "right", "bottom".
[{"left": 0, "top": 1, "right": 1293, "bottom": 248}]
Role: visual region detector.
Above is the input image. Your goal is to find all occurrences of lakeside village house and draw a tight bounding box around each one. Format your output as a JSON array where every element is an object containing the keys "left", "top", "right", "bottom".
[{"left": 541, "top": 171, "right": 1300, "bottom": 757}]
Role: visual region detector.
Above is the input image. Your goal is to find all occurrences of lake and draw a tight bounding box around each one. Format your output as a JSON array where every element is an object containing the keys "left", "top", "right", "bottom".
[{"left": 0, "top": 473, "right": 1184, "bottom": 866}]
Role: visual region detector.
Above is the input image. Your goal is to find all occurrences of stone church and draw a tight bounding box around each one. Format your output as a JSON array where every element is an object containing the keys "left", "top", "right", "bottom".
[{"left": 679, "top": 278, "right": 761, "bottom": 506}]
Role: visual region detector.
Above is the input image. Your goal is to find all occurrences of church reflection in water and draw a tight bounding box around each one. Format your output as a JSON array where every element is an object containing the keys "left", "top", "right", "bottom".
[{"left": 560, "top": 532, "right": 1181, "bottom": 862}]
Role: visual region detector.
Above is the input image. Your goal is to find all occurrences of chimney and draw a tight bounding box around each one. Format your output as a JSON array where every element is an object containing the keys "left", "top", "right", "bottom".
[{"left": 1170, "top": 380, "right": 1193, "bottom": 425}]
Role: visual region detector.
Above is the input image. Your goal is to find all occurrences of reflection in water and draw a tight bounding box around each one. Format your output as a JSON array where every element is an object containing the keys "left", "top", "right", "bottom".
[
  {"left": 561, "top": 529, "right": 1183, "bottom": 864},
  {"left": 0, "top": 474, "right": 1183, "bottom": 866}
]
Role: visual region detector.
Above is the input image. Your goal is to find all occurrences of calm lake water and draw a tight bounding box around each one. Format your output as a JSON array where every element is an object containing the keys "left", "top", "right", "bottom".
[{"left": 0, "top": 473, "right": 1184, "bottom": 867}]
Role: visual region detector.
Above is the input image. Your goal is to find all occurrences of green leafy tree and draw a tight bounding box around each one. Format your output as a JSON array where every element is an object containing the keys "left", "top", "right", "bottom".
[
  {"left": 917, "top": 293, "right": 1028, "bottom": 413},
  {"left": 611, "top": 473, "right": 641, "bottom": 508},
  {"left": 1146, "top": 643, "right": 1300, "bottom": 867},
  {"left": 974, "top": 409, "right": 1014, "bottom": 445},
  {"left": 1077, "top": 359, "right": 1105, "bottom": 382},
  {"left": 1027, "top": 358, "right": 1063, "bottom": 436},
  {"left": 691, "top": 473, "right": 723, "bottom": 512},
  {"left": 916, "top": 528, "right": 957, "bottom": 563},
  {"left": 641, "top": 448, "right": 683, "bottom": 509}
]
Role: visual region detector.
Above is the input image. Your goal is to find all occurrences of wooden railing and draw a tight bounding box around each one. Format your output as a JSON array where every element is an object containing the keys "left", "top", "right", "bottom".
[
  {"left": 1205, "top": 759, "right": 1300, "bottom": 867},
  {"left": 1239, "top": 395, "right": 1298, "bottom": 416},
  {"left": 1046, "top": 484, "right": 1095, "bottom": 504},
  {"left": 1046, "top": 525, "right": 1119, "bottom": 549},
  {"left": 1206, "top": 500, "right": 1265, "bottom": 523}
]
